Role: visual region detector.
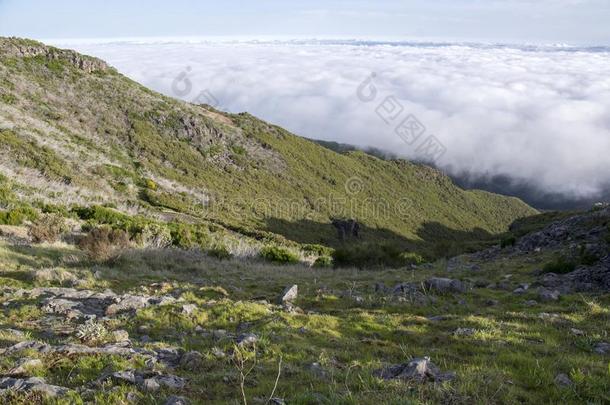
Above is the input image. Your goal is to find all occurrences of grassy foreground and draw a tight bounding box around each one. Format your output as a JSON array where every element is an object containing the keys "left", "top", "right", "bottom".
[{"left": 0, "top": 232, "right": 608, "bottom": 404}]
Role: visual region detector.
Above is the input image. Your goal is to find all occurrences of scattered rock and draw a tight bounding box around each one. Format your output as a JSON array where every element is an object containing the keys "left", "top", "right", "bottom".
[
  {"left": 236, "top": 333, "right": 258, "bottom": 347},
  {"left": 424, "top": 278, "right": 466, "bottom": 294},
  {"left": 179, "top": 351, "right": 203, "bottom": 370},
  {"left": 0, "top": 376, "right": 69, "bottom": 397},
  {"left": 453, "top": 328, "right": 476, "bottom": 336},
  {"left": 143, "top": 378, "right": 161, "bottom": 392},
  {"left": 97, "top": 370, "right": 186, "bottom": 391},
  {"left": 570, "top": 328, "right": 585, "bottom": 336},
  {"left": 524, "top": 300, "right": 538, "bottom": 307},
  {"left": 593, "top": 342, "right": 610, "bottom": 355},
  {"left": 309, "top": 362, "right": 328, "bottom": 379},
  {"left": 279, "top": 285, "right": 298, "bottom": 304},
  {"left": 165, "top": 396, "right": 189, "bottom": 405},
  {"left": 373, "top": 357, "right": 455, "bottom": 383},
  {"left": 111, "top": 330, "right": 130, "bottom": 342},
  {"left": 485, "top": 299, "right": 499, "bottom": 306},
  {"left": 554, "top": 373, "right": 573, "bottom": 387},
  {"left": 538, "top": 288, "right": 560, "bottom": 302},
  {"left": 7, "top": 358, "right": 43, "bottom": 376},
  {"left": 181, "top": 304, "right": 197, "bottom": 315}
]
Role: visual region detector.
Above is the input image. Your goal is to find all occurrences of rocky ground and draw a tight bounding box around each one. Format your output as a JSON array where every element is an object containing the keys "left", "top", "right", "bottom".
[{"left": 0, "top": 209, "right": 609, "bottom": 404}]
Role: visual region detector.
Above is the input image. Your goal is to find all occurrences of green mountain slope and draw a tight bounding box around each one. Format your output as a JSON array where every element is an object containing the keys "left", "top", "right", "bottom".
[{"left": 0, "top": 37, "right": 537, "bottom": 253}]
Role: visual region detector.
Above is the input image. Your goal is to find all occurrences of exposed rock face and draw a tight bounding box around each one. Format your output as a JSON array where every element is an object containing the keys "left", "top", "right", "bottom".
[
  {"left": 374, "top": 357, "right": 455, "bottom": 383},
  {"left": 0, "top": 341, "right": 190, "bottom": 369},
  {"left": 0, "top": 37, "right": 109, "bottom": 73},
  {"left": 0, "top": 376, "right": 70, "bottom": 397},
  {"left": 331, "top": 219, "right": 360, "bottom": 240},
  {"left": 514, "top": 208, "right": 610, "bottom": 254},
  {"left": 6, "top": 287, "right": 178, "bottom": 320},
  {"left": 537, "top": 257, "right": 610, "bottom": 293}
]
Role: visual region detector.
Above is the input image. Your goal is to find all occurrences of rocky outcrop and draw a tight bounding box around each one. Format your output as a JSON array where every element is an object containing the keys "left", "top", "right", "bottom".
[
  {"left": 3, "top": 287, "right": 178, "bottom": 320},
  {"left": 0, "top": 37, "right": 109, "bottom": 73},
  {"left": 537, "top": 256, "right": 610, "bottom": 293}
]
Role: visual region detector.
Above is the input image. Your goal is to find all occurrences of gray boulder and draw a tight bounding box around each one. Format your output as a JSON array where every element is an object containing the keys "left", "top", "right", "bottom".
[
  {"left": 538, "top": 288, "right": 560, "bottom": 302},
  {"left": 279, "top": 285, "right": 298, "bottom": 304},
  {"left": 425, "top": 278, "right": 466, "bottom": 293},
  {"left": 373, "top": 357, "right": 455, "bottom": 382}
]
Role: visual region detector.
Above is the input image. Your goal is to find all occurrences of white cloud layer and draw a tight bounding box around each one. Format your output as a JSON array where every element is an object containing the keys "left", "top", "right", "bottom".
[{"left": 56, "top": 39, "right": 610, "bottom": 200}]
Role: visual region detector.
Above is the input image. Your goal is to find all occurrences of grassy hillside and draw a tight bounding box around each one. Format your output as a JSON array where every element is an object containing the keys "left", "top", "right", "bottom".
[{"left": 0, "top": 37, "right": 536, "bottom": 257}]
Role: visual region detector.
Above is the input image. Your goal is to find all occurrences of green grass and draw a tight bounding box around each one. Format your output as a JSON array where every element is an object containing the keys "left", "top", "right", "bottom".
[{"left": 0, "top": 238, "right": 608, "bottom": 404}]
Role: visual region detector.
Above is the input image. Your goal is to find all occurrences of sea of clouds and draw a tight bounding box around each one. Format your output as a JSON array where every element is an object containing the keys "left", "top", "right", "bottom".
[{"left": 52, "top": 38, "right": 610, "bottom": 205}]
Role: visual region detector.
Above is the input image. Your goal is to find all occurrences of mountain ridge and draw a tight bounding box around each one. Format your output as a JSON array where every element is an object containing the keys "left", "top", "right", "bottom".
[{"left": 0, "top": 37, "right": 537, "bottom": 254}]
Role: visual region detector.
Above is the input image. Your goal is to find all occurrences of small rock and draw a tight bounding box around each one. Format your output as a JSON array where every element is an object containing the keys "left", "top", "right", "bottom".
[
  {"left": 554, "top": 373, "right": 573, "bottom": 387},
  {"left": 179, "top": 351, "right": 203, "bottom": 370},
  {"left": 485, "top": 299, "right": 499, "bottom": 306},
  {"left": 524, "top": 300, "right": 538, "bottom": 307},
  {"left": 424, "top": 278, "right": 465, "bottom": 294},
  {"left": 373, "top": 357, "right": 455, "bottom": 382},
  {"left": 513, "top": 287, "right": 527, "bottom": 295},
  {"left": 236, "top": 333, "right": 258, "bottom": 347},
  {"left": 7, "top": 358, "right": 43, "bottom": 376},
  {"left": 309, "top": 362, "right": 327, "bottom": 379},
  {"left": 212, "top": 329, "right": 227, "bottom": 339},
  {"left": 165, "top": 396, "right": 188, "bottom": 405},
  {"left": 453, "top": 328, "right": 476, "bottom": 336},
  {"left": 211, "top": 347, "right": 225, "bottom": 359},
  {"left": 570, "top": 328, "right": 585, "bottom": 336},
  {"left": 112, "top": 330, "right": 130, "bottom": 342},
  {"left": 279, "top": 285, "right": 298, "bottom": 304},
  {"left": 593, "top": 342, "right": 610, "bottom": 354},
  {"left": 142, "top": 378, "right": 161, "bottom": 392},
  {"left": 538, "top": 288, "right": 560, "bottom": 302},
  {"left": 269, "top": 398, "right": 286, "bottom": 405},
  {"left": 181, "top": 304, "right": 197, "bottom": 315}
]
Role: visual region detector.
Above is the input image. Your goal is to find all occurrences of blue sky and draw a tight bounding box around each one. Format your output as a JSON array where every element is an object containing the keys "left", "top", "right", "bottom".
[{"left": 1, "top": 0, "right": 609, "bottom": 44}]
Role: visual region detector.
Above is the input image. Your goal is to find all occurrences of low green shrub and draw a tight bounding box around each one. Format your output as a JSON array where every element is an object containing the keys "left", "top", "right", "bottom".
[
  {"left": 73, "top": 205, "right": 130, "bottom": 226},
  {"left": 500, "top": 236, "right": 517, "bottom": 248},
  {"left": 0, "top": 206, "right": 38, "bottom": 226},
  {"left": 260, "top": 246, "right": 299, "bottom": 264},
  {"left": 399, "top": 252, "right": 426, "bottom": 266},
  {"left": 302, "top": 244, "right": 333, "bottom": 257},
  {"left": 313, "top": 255, "right": 333, "bottom": 268},
  {"left": 333, "top": 243, "right": 416, "bottom": 268},
  {"left": 170, "top": 223, "right": 193, "bottom": 249}
]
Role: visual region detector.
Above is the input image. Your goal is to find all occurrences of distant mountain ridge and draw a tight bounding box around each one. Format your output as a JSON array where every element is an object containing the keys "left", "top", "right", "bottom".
[{"left": 0, "top": 37, "right": 537, "bottom": 251}]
